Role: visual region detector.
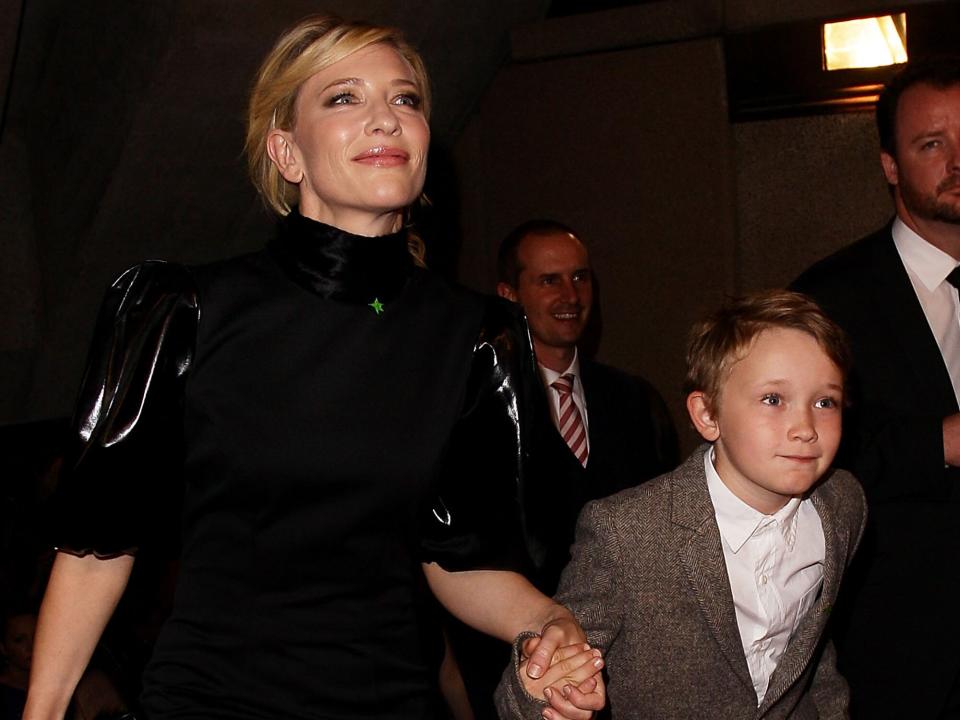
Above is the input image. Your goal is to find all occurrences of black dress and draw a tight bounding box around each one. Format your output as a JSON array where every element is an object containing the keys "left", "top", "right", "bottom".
[{"left": 52, "top": 210, "right": 537, "bottom": 719}]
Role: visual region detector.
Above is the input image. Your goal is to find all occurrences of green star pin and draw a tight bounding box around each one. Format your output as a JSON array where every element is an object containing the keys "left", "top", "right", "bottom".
[{"left": 368, "top": 298, "right": 384, "bottom": 315}]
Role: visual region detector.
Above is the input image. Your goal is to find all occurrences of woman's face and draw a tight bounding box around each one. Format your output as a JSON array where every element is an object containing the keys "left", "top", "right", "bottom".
[{"left": 271, "top": 43, "right": 430, "bottom": 236}]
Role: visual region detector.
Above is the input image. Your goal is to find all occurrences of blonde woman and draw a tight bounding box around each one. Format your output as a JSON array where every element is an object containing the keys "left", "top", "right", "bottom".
[{"left": 24, "top": 15, "right": 602, "bottom": 720}]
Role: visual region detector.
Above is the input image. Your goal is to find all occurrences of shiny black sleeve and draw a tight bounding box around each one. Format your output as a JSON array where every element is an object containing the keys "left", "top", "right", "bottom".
[
  {"left": 421, "top": 298, "right": 543, "bottom": 574},
  {"left": 50, "top": 261, "right": 199, "bottom": 557}
]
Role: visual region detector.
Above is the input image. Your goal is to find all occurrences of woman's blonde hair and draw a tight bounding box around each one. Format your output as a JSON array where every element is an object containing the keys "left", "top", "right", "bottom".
[{"left": 245, "top": 15, "right": 431, "bottom": 263}]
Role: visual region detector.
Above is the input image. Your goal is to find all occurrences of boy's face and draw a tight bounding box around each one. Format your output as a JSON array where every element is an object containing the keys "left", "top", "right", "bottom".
[{"left": 688, "top": 327, "right": 843, "bottom": 515}]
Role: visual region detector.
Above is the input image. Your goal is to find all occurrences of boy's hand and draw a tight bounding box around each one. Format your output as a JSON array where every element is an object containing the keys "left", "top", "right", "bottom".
[
  {"left": 544, "top": 675, "right": 604, "bottom": 720},
  {"left": 519, "top": 643, "right": 605, "bottom": 720}
]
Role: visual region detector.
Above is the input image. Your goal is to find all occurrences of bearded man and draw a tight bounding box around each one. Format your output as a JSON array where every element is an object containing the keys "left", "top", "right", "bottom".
[{"left": 792, "top": 56, "right": 960, "bottom": 719}]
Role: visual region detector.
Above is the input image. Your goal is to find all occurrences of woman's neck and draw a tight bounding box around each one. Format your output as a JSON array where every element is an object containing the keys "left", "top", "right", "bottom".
[{"left": 297, "top": 202, "right": 402, "bottom": 238}]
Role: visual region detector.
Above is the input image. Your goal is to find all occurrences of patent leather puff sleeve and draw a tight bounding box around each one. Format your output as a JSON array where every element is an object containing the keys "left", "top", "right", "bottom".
[
  {"left": 421, "top": 298, "right": 543, "bottom": 574},
  {"left": 50, "top": 261, "right": 199, "bottom": 558}
]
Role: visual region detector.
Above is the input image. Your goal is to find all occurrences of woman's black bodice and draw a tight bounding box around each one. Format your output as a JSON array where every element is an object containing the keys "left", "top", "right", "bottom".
[{"left": 52, "top": 212, "right": 539, "bottom": 719}]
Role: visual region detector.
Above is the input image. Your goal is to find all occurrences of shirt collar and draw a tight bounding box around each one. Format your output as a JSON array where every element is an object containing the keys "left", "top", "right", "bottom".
[
  {"left": 704, "top": 447, "right": 802, "bottom": 554},
  {"left": 538, "top": 348, "right": 581, "bottom": 388},
  {"left": 893, "top": 216, "right": 960, "bottom": 291}
]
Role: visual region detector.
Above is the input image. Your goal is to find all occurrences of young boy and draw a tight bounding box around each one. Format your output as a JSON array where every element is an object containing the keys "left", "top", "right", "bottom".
[{"left": 496, "top": 290, "right": 866, "bottom": 719}]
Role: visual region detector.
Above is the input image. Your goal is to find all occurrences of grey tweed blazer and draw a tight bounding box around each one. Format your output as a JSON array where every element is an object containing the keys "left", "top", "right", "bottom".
[{"left": 496, "top": 446, "right": 867, "bottom": 719}]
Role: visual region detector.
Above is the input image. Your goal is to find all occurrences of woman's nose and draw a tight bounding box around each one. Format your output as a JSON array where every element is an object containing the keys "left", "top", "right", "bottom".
[{"left": 365, "top": 100, "right": 400, "bottom": 135}]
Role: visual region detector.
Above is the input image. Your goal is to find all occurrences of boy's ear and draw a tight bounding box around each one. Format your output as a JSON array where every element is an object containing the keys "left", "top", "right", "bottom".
[{"left": 686, "top": 391, "right": 720, "bottom": 442}]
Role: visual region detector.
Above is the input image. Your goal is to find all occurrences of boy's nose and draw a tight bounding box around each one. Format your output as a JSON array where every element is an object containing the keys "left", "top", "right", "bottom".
[{"left": 790, "top": 409, "right": 818, "bottom": 442}]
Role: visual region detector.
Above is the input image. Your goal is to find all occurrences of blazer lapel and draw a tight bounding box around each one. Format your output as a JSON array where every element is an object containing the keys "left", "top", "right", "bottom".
[
  {"left": 674, "top": 449, "right": 756, "bottom": 695},
  {"left": 759, "top": 483, "right": 849, "bottom": 711}
]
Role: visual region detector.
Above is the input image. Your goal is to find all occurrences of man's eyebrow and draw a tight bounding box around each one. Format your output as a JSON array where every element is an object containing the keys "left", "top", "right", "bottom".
[{"left": 908, "top": 128, "right": 945, "bottom": 144}]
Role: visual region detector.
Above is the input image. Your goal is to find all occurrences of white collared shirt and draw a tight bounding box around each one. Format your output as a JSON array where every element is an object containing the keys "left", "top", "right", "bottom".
[
  {"left": 893, "top": 217, "right": 960, "bottom": 406},
  {"left": 704, "top": 448, "right": 825, "bottom": 705},
  {"left": 538, "top": 350, "right": 590, "bottom": 458}
]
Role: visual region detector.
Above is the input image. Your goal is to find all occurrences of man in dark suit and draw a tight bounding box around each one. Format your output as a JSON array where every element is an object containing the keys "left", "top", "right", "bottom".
[
  {"left": 792, "top": 57, "right": 960, "bottom": 718},
  {"left": 447, "top": 220, "right": 678, "bottom": 719},
  {"left": 495, "top": 219, "right": 679, "bottom": 591}
]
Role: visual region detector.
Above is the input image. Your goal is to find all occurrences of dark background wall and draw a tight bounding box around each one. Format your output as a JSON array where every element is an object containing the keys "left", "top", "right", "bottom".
[
  {"left": 0, "top": 0, "right": 944, "bottom": 451},
  {"left": 451, "top": 0, "right": 917, "bottom": 448}
]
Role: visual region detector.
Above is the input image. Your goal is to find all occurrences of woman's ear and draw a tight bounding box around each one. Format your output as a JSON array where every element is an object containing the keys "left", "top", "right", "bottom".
[
  {"left": 266, "top": 129, "right": 304, "bottom": 183},
  {"left": 686, "top": 391, "right": 720, "bottom": 442}
]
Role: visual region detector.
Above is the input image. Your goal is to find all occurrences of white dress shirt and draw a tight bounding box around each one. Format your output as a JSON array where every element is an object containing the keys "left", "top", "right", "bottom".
[
  {"left": 704, "top": 448, "right": 825, "bottom": 704},
  {"left": 893, "top": 217, "right": 960, "bottom": 406},
  {"left": 538, "top": 350, "right": 590, "bottom": 458}
]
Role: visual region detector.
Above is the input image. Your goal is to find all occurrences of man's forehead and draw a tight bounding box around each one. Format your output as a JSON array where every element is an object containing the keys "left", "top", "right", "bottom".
[
  {"left": 897, "top": 83, "right": 960, "bottom": 124},
  {"left": 518, "top": 231, "right": 590, "bottom": 266}
]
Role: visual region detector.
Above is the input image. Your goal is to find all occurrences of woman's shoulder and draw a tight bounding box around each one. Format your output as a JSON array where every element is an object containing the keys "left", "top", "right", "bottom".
[
  {"left": 100, "top": 260, "right": 199, "bottom": 326},
  {"left": 110, "top": 259, "right": 195, "bottom": 292},
  {"left": 413, "top": 269, "right": 526, "bottom": 337},
  {"left": 187, "top": 248, "right": 273, "bottom": 291}
]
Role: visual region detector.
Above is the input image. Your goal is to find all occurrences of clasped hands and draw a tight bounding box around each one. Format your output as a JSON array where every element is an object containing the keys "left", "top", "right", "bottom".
[{"left": 522, "top": 616, "right": 606, "bottom": 720}]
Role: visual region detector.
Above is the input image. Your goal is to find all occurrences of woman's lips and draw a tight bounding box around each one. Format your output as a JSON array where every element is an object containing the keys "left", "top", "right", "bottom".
[{"left": 353, "top": 146, "right": 409, "bottom": 166}]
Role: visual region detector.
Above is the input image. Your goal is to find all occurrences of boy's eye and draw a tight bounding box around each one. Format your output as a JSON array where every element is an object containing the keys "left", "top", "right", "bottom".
[
  {"left": 761, "top": 393, "right": 781, "bottom": 406},
  {"left": 815, "top": 396, "right": 839, "bottom": 409}
]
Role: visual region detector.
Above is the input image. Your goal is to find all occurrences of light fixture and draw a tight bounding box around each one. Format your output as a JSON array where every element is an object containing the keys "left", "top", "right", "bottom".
[
  {"left": 726, "top": 4, "right": 958, "bottom": 121},
  {"left": 822, "top": 14, "right": 907, "bottom": 71}
]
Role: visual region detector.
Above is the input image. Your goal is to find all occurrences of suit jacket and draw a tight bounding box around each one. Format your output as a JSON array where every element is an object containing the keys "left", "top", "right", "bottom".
[
  {"left": 449, "top": 359, "right": 679, "bottom": 720},
  {"left": 792, "top": 224, "right": 960, "bottom": 716},
  {"left": 496, "top": 447, "right": 867, "bottom": 720},
  {"left": 523, "top": 358, "right": 680, "bottom": 594}
]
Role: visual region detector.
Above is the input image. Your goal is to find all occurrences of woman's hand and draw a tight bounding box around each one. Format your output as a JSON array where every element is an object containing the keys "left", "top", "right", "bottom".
[
  {"left": 522, "top": 611, "right": 586, "bottom": 679},
  {"left": 420, "top": 566, "right": 607, "bottom": 717},
  {"left": 518, "top": 643, "right": 605, "bottom": 720}
]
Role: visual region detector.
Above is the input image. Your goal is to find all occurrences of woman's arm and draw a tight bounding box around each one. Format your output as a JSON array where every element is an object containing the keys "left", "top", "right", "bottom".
[
  {"left": 423, "top": 565, "right": 604, "bottom": 719},
  {"left": 423, "top": 565, "right": 576, "bottom": 657},
  {"left": 24, "top": 552, "right": 134, "bottom": 720}
]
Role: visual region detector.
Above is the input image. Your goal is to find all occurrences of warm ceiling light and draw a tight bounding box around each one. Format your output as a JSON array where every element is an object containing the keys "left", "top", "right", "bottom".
[{"left": 823, "top": 14, "right": 907, "bottom": 71}]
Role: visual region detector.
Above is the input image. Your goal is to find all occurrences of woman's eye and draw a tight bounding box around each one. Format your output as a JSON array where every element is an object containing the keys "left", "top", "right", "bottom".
[
  {"left": 761, "top": 394, "right": 781, "bottom": 406},
  {"left": 329, "top": 92, "right": 357, "bottom": 106},
  {"left": 394, "top": 93, "right": 421, "bottom": 108}
]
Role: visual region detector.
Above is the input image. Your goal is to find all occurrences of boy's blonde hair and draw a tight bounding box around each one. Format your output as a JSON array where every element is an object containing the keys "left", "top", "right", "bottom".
[{"left": 683, "top": 290, "right": 851, "bottom": 409}]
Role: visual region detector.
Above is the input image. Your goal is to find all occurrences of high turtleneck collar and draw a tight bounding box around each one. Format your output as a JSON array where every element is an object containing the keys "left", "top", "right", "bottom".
[{"left": 268, "top": 208, "right": 413, "bottom": 305}]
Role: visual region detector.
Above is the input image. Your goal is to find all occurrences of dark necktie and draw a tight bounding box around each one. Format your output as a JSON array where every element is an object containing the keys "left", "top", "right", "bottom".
[
  {"left": 947, "top": 266, "right": 960, "bottom": 290},
  {"left": 941, "top": 266, "right": 960, "bottom": 398}
]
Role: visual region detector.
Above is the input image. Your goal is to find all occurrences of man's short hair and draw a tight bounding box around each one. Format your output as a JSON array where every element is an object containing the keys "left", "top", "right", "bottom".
[
  {"left": 497, "top": 219, "right": 580, "bottom": 287},
  {"left": 683, "top": 290, "right": 851, "bottom": 409},
  {"left": 877, "top": 55, "right": 960, "bottom": 156}
]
